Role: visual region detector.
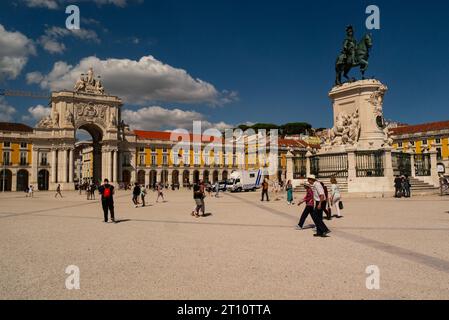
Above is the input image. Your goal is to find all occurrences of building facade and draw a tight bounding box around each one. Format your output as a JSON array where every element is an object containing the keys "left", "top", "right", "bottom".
[{"left": 390, "top": 120, "right": 449, "bottom": 175}]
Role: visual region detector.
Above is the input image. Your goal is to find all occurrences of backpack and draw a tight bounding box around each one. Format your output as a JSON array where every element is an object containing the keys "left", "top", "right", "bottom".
[{"left": 103, "top": 186, "right": 111, "bottom": 198}]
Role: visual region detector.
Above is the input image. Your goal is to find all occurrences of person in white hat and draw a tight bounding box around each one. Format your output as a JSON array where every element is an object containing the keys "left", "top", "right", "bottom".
[{"left": 307, "top": 175, "right": 331, "bottom": 237}]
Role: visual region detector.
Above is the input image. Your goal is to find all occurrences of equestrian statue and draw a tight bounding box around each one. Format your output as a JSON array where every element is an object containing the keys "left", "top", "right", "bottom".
[{"left": 335, "top": 25, "right": 373, "bottom": 86}]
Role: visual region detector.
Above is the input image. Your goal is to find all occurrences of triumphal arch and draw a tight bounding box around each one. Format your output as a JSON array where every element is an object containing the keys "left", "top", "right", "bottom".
[{"left": 32, "top": 68, "right": 136, "bottom": 190}]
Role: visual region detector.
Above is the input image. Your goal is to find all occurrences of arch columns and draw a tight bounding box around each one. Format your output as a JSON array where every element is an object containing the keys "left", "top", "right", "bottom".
[
  {"left": 68, "top": 148, "right": 74, "bottom": 183},
  {"left": 51, "top": 149, "right": 57, "bottom": 183},
  {"left": 31, "top": 148, "right": 39, "bottom": 185}
]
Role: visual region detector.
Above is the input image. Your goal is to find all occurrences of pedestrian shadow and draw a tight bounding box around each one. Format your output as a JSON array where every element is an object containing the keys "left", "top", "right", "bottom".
[
  {"left": 201, "top": 213, "right": 213, "bottom": 218},
  {"left": 114, "top": 219, "right": 132, "bottom": 224}
]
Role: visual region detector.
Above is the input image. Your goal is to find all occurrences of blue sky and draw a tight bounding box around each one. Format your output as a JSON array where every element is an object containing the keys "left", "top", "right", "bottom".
[{"left": 0, "top": 0, "right": 449, "bottom": 131}]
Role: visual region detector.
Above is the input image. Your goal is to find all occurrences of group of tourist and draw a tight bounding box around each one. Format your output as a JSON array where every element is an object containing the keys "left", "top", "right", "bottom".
[
  {"left": 295, "top": 175, "right": 344, "bottom": 237},
  {"left": 394, "top": 175, "right": 411, "bottom": 198},
  {"left": 24, "top": 185, "right": 34, "bottom": 197},
  {"left": 131, "top": 182, "right": 166, "bottom": 208}
]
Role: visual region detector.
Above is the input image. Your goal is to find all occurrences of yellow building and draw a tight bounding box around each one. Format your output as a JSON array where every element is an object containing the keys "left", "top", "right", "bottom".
[
  {"left": 0, "top": 123, "right": 35, "bottom": 191},
  {"left": 390, "top": 120, "right": 449, "bottom": 173}
]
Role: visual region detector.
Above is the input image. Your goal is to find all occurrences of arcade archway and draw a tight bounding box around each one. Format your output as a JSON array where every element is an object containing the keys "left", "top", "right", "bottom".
[
  {"left": 17, "top": 169, "right": 29, "bottom": 192},
  {"left": 0, "top": 169, "right": 12, "bottom": 191},
  {"left": 137, "top": 170, "right": 146, "bottom": 185},
  {"left": 38, "top": 169, "right": 49, "bottom": 191},
  {"left": 75, "top": 123, "right": 103, "bottom": 185}
]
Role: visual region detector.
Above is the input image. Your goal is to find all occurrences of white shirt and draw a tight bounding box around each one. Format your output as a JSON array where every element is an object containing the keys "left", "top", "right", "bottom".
[{"left": 312, "top": 181, "right": 325, "bottom": 202}]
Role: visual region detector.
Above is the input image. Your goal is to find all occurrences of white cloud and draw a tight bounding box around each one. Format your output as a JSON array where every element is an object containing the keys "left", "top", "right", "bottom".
[
  {"left": 23, "top": 0, "right": 139, "bottom": 9},
  {"left": 38, "top": 26, "right": 100, "bottom": 54},
  {"left": 21, "top": 105, "right": 51, "bottom": 123},
  {"left": 122, "top": 106, "right": 233, "bottom": 131},
  {"left": 39, "top": 36, "right": 66, "bottom": 54},
  {"left": 24, "top": 0, "right": 58, "bottom": 9},
  {"left": 27, "top": 55, "right": 238, "bottom": 105},
  {"left": 0, "top": 98, "right": 17, "bottom": 122},
  {"left": 0, "top": 24, "right": 36, "bottom": 81}
]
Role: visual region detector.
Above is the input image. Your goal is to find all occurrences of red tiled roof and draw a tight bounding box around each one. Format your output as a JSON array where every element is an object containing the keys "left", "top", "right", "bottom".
[
  {"left": 0, "top": 122, "right": 33, "bottom": 133},
  {"left": 134, "top": 130, "right": 223, "bottom": 143},
  {"left": 390, "top": 120, "right": 449, "bottom": 135},
  {"left": 134, "top": 131, "right": 316, "bottom": 149}
]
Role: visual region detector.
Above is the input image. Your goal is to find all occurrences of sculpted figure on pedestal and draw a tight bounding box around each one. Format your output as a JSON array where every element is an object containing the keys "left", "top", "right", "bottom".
[
  {"left": 53, "top": 111, "right": 59, "bottom": 128},
  {"left": 66, "top": 109, "right": 74, "bottom": 126},
  {"left": 73, "top": 68, "right": 105, "bottom": 95},
  {"left": 328, "top": 109, "right": 360, "bottom": 146},
  {"left": 37, "top": 115, "right": 52, "bottom": 128}
]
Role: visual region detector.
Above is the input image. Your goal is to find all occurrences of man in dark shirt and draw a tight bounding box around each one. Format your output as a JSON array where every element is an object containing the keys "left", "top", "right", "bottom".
[
  {"left": 132, "top": 182, "right": 141, "bottom": 208},
  {"left": 261, "top": 179, "right": 269, "bottom": 202},
  {"left": 394, "top": 176, "right": 403, "bottom": 198},
  {"left": 98, "top": 179, "right": 116, "bottom": 223}
]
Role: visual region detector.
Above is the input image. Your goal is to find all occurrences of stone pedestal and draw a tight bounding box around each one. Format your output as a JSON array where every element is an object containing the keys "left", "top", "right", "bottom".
[{"left": 326, "top": 79, "right": 389, "bottom": 152}]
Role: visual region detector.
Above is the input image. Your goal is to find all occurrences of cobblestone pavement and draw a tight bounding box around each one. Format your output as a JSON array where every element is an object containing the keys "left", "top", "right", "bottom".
[{"left": 1, "top": 189, "right": 449, "bottom": 300}]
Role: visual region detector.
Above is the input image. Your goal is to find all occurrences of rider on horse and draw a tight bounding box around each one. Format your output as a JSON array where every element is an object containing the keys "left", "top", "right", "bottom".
[{"left": 337, "top": 25, "right": 357, "bottom": 67}]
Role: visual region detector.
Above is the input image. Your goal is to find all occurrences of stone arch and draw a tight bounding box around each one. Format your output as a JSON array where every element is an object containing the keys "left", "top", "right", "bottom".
[
  {"left": 17, "top": 169, "right": 29, "bottom": 192},
  {"left": 122, "top": 170, "right": 131, "bottom": 185},
  {"left": 137, "top": 170, "right": 146, "bottom": 185},
  {"left": 149, "top": 170, "right": 157, "bottom": 188},
  {"left": 161, "top": 170, "right": 169, "bottom": 185},
  {"left": 203, "top": 170, "right": 210, "bottom": 183},
  {"left": 213, "top": 170, "right": 219, "bottom": 183},
  {"left": 38, "top": 169, "right": 49, "bottom": 191},
  {"left": 172, "top": 170, "right": 179, "bottom": 186},
  {"left": 0, "top": 169, "right": 12, "bottom": 192},
  {"left": 222, "top": 170, "right": 228, "bottom": 180},
  {"left": 193, "top": 170, "right": 200, "bottom": 184},
  {"left": 76, "top": 122, "right": 104, "bottom": 184},
  {"left": 183, "top": 170, "right": 190, "bottom": 187}
]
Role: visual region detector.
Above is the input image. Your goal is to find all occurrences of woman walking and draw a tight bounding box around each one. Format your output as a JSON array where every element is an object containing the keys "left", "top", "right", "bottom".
[
  {"left": 156, "top": 183, "right": 165, "bottom": 202},
  {"left": 286, "top": 180, "right": 294, "bottom": 205},
  {"left": 296, "top": 183, "right": 314, "bottom": 229},
  {"left": 330, "top": 177, "right": 343, "bottom": 219},
  {"left": 140, "top": 185, "right": 147, "bottom": 207},
  {"left": 192, "top": 183, "right": 204, "bottom": 218}
]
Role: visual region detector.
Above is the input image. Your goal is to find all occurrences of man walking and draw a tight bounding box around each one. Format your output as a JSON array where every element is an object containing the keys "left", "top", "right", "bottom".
[
  {"left": 215, "top": 180, "right": 220, "bottom": 198},
  {"left": 307, "top": 175, "right": 330, "bottom": 238},
  {"left": 55, "top": 184, "right": 63, "bottom": 198},
  {"left": 98, "top": 179, "right": 115, "bottom": 223},
  {"left": 261, "top": 179, "right": 269, "bottom": 202},
  {"left": 132, "top": 182, "right": 141, "bottom": 208}
]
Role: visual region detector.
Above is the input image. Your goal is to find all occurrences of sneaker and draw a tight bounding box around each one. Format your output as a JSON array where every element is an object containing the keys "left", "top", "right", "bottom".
[
  {"left": 336, "top": 216, "right": 343, "bottom": 219},
  {"left": 295, "top": 225, "right": 304, "bottom": 230}
]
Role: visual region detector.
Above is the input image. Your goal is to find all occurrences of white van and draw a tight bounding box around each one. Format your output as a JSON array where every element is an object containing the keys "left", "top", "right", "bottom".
[{"left": 227, "top": 169, "right": 263, "bottom": 192}]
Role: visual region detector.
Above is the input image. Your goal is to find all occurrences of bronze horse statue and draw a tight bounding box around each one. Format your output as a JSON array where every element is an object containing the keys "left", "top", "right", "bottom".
[{"left": 335, "top": 33, "right": 373, "bottom": 86}]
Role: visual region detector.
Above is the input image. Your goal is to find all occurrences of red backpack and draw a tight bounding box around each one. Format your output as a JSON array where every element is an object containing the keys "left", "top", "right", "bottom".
[{"left": 103, "top": 186, "right": 111, "bottom": 198}]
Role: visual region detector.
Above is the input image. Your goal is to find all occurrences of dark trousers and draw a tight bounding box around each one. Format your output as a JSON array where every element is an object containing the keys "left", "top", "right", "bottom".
[
  {"left": 102, "top": 200, "right": 115, "bottom": 222},
  {"left": 261, "top": 190, "right": 269, "bottom": 201},
  {"left": 312, "top": 201, "right": 330, "bottom": 235},
  {"left": 298, "top": 205, "right": 314, "bottom": 228}
]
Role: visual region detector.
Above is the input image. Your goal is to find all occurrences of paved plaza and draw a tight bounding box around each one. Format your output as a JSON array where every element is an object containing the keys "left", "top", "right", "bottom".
[{"left": 1, "top": 189, "right": 449, "bottom": 300}]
